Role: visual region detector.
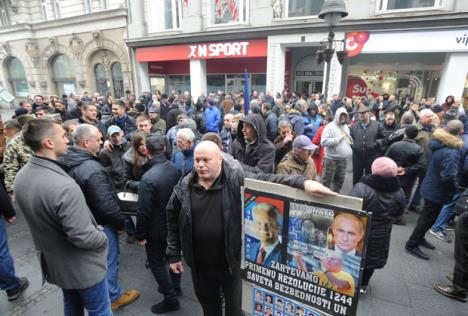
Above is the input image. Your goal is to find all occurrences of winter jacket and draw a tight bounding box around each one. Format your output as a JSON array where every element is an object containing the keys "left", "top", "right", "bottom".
[
  {"left": 122, "top": 147, "right": 149, "bottom": 192},
  {"left": 350, "top": 119, "right": 385, "bottom": 159},
  {"left": 385, "top": 139, "right": 426, "bottom": 187},
  {"left": 99, "top": 141, "right": 131, "bottom": 190},
  {"left": 286, "top": 110, "right": 305, "bottom": 136},
  {"left": 135, "top": 155, "right": 180, "bottom": 242},
  {"left": 205, "top": 106, "right": 221, "bottom": 133},
  {"left": 0, "top": 184, "right": 15, "bottom": 219},
  {"left": 421, "top": 128, "right": 463, "bottom": 204},
  {"left": 264, "top": 111, "right": 279, "bottom": 142},
  {"left": 276, "top": 151, "right": 317, "bottom": 180},
  {"left": 229, "top": 114, "right": 276, "bottom": 173},
  {"left": 78, "top": 117, "right": 107, "bottom": 141},
  {"left": 3, "top": 132, "right": 32, "bottom": 193},
  {"left": 172, "top": 145, "right": 195, "bottom": 177},
  {"left": 192, "top": 111, "right": 206, "bottom": 134},
  {"left": 351, "top": 175, "right": 405, "bottom": 269},
  {"left": 105, "top": 114, "right": 136, "bottom": 139},
  {"left": 220, "top": 127, "right": 233, "bottom": 153},
  {"left": 321, "top": 108, "right": 353, "bottom": 161},
  {"left": 274, "top": 133, "right": 295, "bottom": 166},
  {"left": 312, "top": 125, "right": 326, "bottom": 176},
  {"left": 151, "top": 118, "right": 166, "bottom": 135},
  {"left": 415, "top": 122, "right": 432, "bottom": 159},
  {"left": 62, "top": 147, "right": 125, "bottom": 231},
  {"left": 166, "top": 107, "right": 183, "bottom": 131},
  {"left": 303, "top": 113, "right": 322, "bottom": 140},
  {"left": 459, "top": 133, "right": 468, "bottom": 188},
  {"left": 166, "top": 158, "right": 307, "bottom": 274}
]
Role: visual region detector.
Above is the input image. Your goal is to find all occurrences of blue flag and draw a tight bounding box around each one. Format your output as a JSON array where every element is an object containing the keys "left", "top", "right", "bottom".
[{"left": 244, "top": 69, "right": 250, "bottom": 115}]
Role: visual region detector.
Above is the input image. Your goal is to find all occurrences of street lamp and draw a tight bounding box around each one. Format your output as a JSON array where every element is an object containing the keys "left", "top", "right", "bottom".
[{"left": 318, "top": 0, "right": 348, "bottom": 102}]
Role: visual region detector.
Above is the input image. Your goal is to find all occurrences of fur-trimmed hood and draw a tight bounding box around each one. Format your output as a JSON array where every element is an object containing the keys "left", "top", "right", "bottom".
[{"left": 429, "top": 128, "right": 463, "bottom": 150}]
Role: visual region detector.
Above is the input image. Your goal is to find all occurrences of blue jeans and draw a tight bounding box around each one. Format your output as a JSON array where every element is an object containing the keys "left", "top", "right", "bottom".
[
  {"left": 431, "top": 191, "right": 462, "bottom": 232},
  {"left": 0, "top": 218, "right": 21, "bottom": 292},
  {"left": 103, "top": 225, "right": 122, "bottom": 302},
  {"left": 63, "top": 278, "right": 112, "bottom": 316}
]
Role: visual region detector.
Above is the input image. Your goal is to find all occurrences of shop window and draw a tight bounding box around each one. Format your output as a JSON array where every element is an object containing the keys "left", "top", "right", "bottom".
[
  {"left": 112, "top": 62, "right": 124, "bottom": 98},
  {"left": 52, "top": 54, "right": 76, "bottom": 96},
  {"left": 7, "top": 57, "right": 29, "bottom": 97},
  {"left": 150, "top": 77, "right": 166, "bottom": 95},
  {"left": 285, "top": 0, "right": 324, "bottom": 18},
  {"left": 168, "top": 75, "right": 190, "bottom": 94},
  {"left": 209, "top": 0, "right": 248, "bottom": 26},
  {"left": 377, "top": 0, "right": 447, "bottom": 12},
  {"left": 207, "top": 75, "right": 225, "bottom": 94},
  {"left": 148, "top": 0, "right": 181, "bottom": 32},
  {"left": 94, "top": 63, "right": 109, "bottom": 97},
  {"left": 251, "top": 74, "right": 266, "bottom": 94},
  {"left": 0, "top": 2, "right": 10, "bottom": 27}
]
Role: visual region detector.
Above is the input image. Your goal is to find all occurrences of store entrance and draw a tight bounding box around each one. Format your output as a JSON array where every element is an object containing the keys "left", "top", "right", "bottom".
[
  {"left": 226, "top": 76, "right": 245, "bottom": 94},
  {"left": 295, "top": 80, "right": 323, "bottom": 94}
]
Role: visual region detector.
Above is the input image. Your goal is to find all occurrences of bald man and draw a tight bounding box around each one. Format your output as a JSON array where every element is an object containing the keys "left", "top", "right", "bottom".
[{"left": 166, "top": 141, "right": 334, "bottom": 316}]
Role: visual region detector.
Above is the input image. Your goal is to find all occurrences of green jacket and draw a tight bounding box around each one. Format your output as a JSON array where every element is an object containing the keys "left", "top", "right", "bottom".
[{"left": 3, "top": 132, "right": 32, "bottom": 193}]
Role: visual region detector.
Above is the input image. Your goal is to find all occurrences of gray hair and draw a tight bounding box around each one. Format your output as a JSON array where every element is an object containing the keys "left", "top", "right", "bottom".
[
  {"left": 419, "top": 108, "right": 433, "bottom": 118},
  {"left": 278, "top": 120, "right": 292, "bottom": 130},
  {"left": 73, "top": 124, "right": 99, "bottom": 145},
  {"left": 176, "top": 128, "right": 195, "bottom": 142}
]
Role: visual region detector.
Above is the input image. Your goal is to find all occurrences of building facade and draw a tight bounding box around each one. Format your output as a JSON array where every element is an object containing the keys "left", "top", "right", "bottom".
[
  {"left": 127, "top": 0, "right": 468, "bottom": 104},
  {"left": 0, "top": 0, "right": 132, "bottom": 100}
]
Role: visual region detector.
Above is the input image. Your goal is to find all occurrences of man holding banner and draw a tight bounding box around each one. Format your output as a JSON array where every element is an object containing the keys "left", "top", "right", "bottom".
[{"left": 166, "top": 141, "right": 334, "bottom": 316}]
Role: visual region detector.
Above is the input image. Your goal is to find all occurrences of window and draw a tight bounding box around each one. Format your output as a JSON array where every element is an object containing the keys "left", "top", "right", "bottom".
[
  {"left": 41, "top": 0, "right": 48, "bottom": 20},
  {"left": 7, "top": 58, "right": 29, "bottom": 97},
  {"left": 101, "top": 0, "right": 109, "bottom": 10},
  {"left": 94, "top": 63, "right": 109, "bottom": 97},
  {"left": 378, "top": 0, "right": 446, "bottom": 12},
  {"left": 209, "top": 0, "right": 248, "bottom": 25},
  {"left": 148, "top": 0, "right": 181, "bottom": 32},
  {"left": 52, "top": 54, "right": 76, "bottom": 96},
  {"left": 285, "top": 0, "right": 324, "bottom": 18},
  {"left": 111, "top": 62, "right": 123, "bottom": 98},
  {"left": 84, "top": 0, "right": 92, "bottom": 13},
  {"left": 53, "top": 0, "right": 61, "bottom": 18},
  {"left": 0, "top": 2, "right": 9, "bottom": 27}
]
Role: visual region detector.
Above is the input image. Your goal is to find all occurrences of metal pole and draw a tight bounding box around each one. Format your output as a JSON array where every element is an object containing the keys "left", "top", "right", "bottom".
[{"left": 323, "top": 29, "right": 334, "bottom": 102}]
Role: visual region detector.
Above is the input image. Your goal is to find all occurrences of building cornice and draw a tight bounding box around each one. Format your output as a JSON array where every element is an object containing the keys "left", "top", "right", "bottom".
[{"left": 126, "top": 12, "right": 468, "bottom": 48}]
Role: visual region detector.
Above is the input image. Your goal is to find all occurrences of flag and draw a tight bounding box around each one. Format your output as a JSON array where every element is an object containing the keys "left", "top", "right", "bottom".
[{"left": 244, "top": 69, "right": 250, "bottom": 114}]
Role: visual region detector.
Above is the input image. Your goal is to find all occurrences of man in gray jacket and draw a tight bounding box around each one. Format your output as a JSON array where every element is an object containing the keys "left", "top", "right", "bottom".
[
  {"left": 14, "top": 119, "right": 111, "bottom": 316},
  {"left": 321, "top": 107, "right": 353, "bottom": 192}
]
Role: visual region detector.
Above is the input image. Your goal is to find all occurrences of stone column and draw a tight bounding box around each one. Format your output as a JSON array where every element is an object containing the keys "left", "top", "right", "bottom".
[
  {"left": 190, "top": 59, "right": 207, "bottom": 99},
  {"left": 266, "top": 43, "right": 286, "bottom": 94},
  {"left": 437, "top": 52, "right": 468, "bottom": 103}
]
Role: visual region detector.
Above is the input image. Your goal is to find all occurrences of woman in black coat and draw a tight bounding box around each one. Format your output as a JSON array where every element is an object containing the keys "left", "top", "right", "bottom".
[{"left": 351, "top": 157, "right": 405, "bottom": 293}]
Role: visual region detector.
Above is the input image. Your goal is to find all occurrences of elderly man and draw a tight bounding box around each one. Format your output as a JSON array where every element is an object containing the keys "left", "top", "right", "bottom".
[
  {"left": 166, "top": 141, "right": 334, "bottom": 316},
  {"left": 220, "top": 113, "right": 235, "bottom": 153},
  {"left": 172, "top": 128, "right": 196, "bottom": 176},
  {"left": 274, "top": 120, "right": 295, "bottom": 166},
  {"left": 62, "top": 124, "right": 140, "bottom": 310},
  {"left": 14, "top": 119, "right": 110, "bottom": 315},
  {"left": 405, "top": 120, "right": 464, "bottom": 260},
  {"left": 246, "top": 203, "right": 282, "bottom": 267},
  {"left": 277, "top": 135, "right": 317, "bottom": 180}
]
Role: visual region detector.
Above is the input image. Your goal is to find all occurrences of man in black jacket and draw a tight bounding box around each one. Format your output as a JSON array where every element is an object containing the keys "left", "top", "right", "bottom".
[
  {"left": 350, "top": 106, "right": 385, "bottom": 184},
  {"left": 0, "top": 185, "right": 29, "bottom": 301},
  {"left": 136, "top": 135, "right": 181, "bottom": 314},
  {"left": 99, "top": 125, "right": 130, "bottom": 190},
  {"left": 166, "top": 141, "right": 335, "bottom": 316},
  {"left": 229, "top": 114, "right": 276, "bottom": 173},
  {"left": 385, "top": 125, "right": 426, "bottom": 224},
  {"left": 62, "top": 124, "right": 140, "bottom": 310},
  {"left": 106, "top": 100, "right": 136, "bottom": 140}
]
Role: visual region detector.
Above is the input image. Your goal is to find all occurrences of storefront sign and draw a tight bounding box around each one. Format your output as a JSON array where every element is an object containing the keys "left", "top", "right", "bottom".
[
  {"left": 241, "top": 179, "right": 368, "bottom": 316},
  {"left": 136, "top": 39, "right": 267, "bottom": 62},
  {"left": 296, "top": 71, "right": 324, "bottom": 77},
  {"left": 346, "top": 76, "right": 379, "bottom": 98},
  {"left": 346, "top": 29, "right": 468, "bottom": 54}
]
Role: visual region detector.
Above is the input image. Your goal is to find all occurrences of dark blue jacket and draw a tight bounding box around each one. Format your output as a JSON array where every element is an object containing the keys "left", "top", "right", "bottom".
[
  {"left": 421, "top": 129, "right": 463, "bottom": 204},
  {"left": 459, "top": 133, "right": 468, "bottom": 187},
  {"left": 172, "top": 146, "right": 195, "bottom": 177},
  {"left": 264, "top": 111, "right": 279, "bottom": 142},
  {"left": 136, "top": 155, "right": 180, "bottom": 241}
]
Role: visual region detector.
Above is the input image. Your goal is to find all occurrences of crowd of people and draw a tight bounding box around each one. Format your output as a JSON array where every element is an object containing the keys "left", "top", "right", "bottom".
[{"left": 0, "top": 88, "right": 467, "bottom": 315}]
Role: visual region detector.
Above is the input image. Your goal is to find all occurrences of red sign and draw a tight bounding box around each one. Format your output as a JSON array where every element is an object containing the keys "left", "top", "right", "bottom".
[
  {"left": 345, "top": 32, "right": 370, "bottom": 57},
  {"left": 136, "top": 39, "right": 268, "bottom": 62},
  {"left": 346, "top": 76, "right": 378, "bottom": 98}
]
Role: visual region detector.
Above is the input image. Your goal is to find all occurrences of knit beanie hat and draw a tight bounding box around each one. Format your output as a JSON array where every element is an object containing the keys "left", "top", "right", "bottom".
[{"left": 371, "top": 157, "right": 398, "bottom": 177}]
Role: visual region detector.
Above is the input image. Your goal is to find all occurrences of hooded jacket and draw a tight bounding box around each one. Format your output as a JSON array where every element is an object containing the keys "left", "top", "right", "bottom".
[
  {"left": 320, "top": 107, "right": 353, "bottom": 160},
  {"left": 62, "top": 146, "right": 125, "bottom": 231},
  {"left": 286, "top": 109, "right": 305, "bottom": 136},
  {"left": 229, "top": 114, "right": 276, "bottom": 173},
  {"left": 351, "top": 174, "right": 405, "bottom": 269},
  {"left": 421, "top": 128, "right": 463, "bottom": 204}
]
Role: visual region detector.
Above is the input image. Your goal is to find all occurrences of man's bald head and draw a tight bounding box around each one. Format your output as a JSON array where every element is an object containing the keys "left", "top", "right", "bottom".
[{"left": 194, "top": 141, "right": 223, "bottom": 182}]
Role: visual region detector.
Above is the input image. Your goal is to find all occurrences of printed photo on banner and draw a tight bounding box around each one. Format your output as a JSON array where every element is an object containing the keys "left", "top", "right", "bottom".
[
  {"left": 252, "top": 287, "right": 320, "bottom": 316},
  {"left": 244, "top": 192, "right": 286, "bottom": 267}
]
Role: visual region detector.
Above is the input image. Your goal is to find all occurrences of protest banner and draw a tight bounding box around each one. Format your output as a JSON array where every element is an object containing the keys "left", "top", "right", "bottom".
[{"left": 241, "top": 179, "right": 368, "bottom": 316}]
